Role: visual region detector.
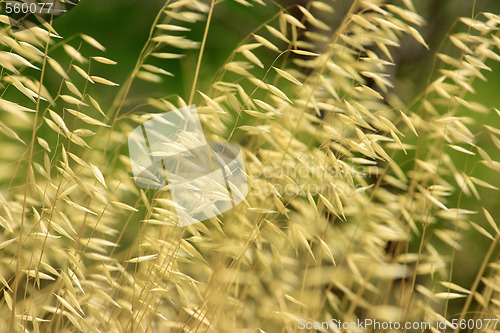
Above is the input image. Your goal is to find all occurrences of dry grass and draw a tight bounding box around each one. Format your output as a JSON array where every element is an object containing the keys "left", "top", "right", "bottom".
[{"left": 0, "top": 0, "right": 499, "bottom": 332}]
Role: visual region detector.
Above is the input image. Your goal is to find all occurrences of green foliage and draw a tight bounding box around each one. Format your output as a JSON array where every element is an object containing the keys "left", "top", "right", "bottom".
[{"left": 0, "top": 0, "right": 499, "bottom": 332}]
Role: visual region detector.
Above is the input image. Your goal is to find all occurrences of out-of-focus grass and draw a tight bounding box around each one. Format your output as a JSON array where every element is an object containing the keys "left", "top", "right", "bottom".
[
  {"left": 0, "top": 1, "right": 492, "bottom": 330},
  {"left": 52, "top": 0, "right": 500, "bottom": 281}
]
